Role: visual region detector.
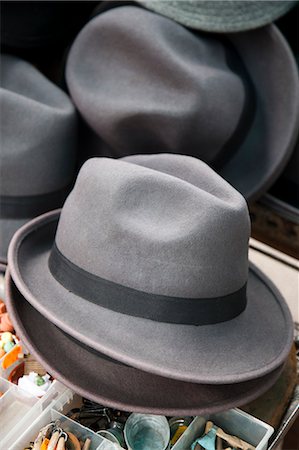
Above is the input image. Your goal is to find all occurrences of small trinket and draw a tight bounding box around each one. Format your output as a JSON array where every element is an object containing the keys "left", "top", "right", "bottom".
[
  {"left": 0, "top": 312, "right": 14, "bottom": 332},
  {"left": 98, "top": 421, "right": 125, "bottom": 447},
  {"left": 82, "top": 438, "right": 92, "bottom": 450},
  {"left": 169, "top": 417, "right": 193, "bottom": 446},
  {"left": 3, "top": 340, "right": 15, "bottom": 353},
  {"left": 1, "top": 331, "right": 14, "bottom": 344},
  {"left": 18, "top": 372, "right": 51, "bottom": 397},
  {"left": 40, "top": 438, "right": 50, "bottom": 450},
  {"left": 35, "top": 375, "right": 46, "bottom": 386}
]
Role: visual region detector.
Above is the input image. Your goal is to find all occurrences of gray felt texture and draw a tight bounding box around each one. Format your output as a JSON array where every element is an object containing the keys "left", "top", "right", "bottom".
[
  {"left": 0, "top": 217, "right": 29, "bottom": 263},
  {"left": 55, "top": 156, "right": 250, "bottom": 297},
  {"left": 8, "top": 155, "right": 294, "bottom": 384},
  {"left": 66, "top": 6, "right": 299, "bottom": 201},
  {"left": 6, "top": 273, "right": 285, "bottom": 415},
  {"left": 139, "top": 1, "right": 297, "bottom": 32},
  {"left": 0, "top": 54, "right": 78, "bottom": 260}
]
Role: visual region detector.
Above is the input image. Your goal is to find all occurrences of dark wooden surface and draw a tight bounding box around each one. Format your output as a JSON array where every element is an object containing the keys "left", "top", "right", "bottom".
[{"left": 250, "top": 202, "right": 299, "bottom": 259}]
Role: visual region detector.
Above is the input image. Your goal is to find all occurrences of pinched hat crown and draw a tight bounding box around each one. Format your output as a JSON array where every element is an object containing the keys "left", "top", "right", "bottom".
[
  {"left": 50, "top": 154, "right": 250, "bottom": 325},
  {"left": 66, "top": 6, "right": 254, "bottom": 165}
]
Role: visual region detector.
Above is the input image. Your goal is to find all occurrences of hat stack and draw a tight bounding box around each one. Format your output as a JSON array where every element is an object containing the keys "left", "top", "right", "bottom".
[
  {"left": 5, "top": 154, "right": 294, "bottom": 414},
  {"left": 2, "top": 0, "right": 298, "bottom": 416}
]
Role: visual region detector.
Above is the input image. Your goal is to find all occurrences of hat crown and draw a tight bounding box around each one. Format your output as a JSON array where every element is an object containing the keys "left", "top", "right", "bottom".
[
  {"left": 0, "top": 54, "right": 77, "bottom": 196},
  {"left": 55, "top": 155, "right": 250, "bottom": 298},
  {"left": 66, "top": 6, "right": 251, "bottom": 163}
]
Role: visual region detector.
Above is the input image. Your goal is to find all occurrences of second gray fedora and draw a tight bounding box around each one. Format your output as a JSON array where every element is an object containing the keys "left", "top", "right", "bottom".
[
  {"left": 0, "top": 54, "right": 77, "bottom": 263},
  {"left": 66, "top": 6, "right": 299, "bottom": 202},
  {"left": 8, "top": 154, "right": 293, "bottom": 384}
]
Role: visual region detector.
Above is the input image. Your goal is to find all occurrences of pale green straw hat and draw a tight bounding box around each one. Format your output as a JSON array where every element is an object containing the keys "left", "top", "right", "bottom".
[{"left": 139, "top": 1, "right": 297, "bottom": 32}]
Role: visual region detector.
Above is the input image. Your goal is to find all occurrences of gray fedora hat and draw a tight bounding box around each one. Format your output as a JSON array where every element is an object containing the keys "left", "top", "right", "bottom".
[
  {"left": 0, "top": 54, "right": 77, "bottom": 263},
  {"left": 138, "top": 1, "right": 297, "bottom": 32},
  {"left": 5, "top": 273, "right": 285, "bottom": 414},
  {"left": 66, "top": 6, "right": 299, "bottom": 202},
  {"left": 8, "top": 154, "right": 293, "bottom": 384}
]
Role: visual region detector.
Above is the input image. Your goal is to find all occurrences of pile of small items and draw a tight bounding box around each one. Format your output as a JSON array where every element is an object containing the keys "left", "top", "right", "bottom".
[
  {"left": 191, "top": 421, "right": 254, "bottom": 450},
  {"left": 0, "top": 331, "right": 18, "bottom": 358},
  {"left": 64, "top": 399, "right": 255, "bottom": 450},
  {"left": 24, "top": 420, "right": 92, "bottom": 450}
]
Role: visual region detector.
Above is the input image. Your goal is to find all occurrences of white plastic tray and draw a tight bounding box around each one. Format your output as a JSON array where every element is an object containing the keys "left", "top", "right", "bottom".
[
  {"left": 172, "top": 408, "right": 274, "bottom": 450},
  {"left": 0, "top": 376, "right": 69, "bottom": 449}
]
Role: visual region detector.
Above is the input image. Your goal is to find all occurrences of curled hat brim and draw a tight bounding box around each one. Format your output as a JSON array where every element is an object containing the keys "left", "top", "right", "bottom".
[
  {"left": 8, "top": 210, "right": 293, "bottom": 384},
  {"left": 6, "top": 272, "right": 285, "bottom": 415},
  {"left": 139, "top": 1, "right": 297, "bottom": 33},
  {"left": 220, "top": 25, "right": 299, "bottom": 201},
  {"left": 0, "top": 217, "right": 30, "bottom": 264}
]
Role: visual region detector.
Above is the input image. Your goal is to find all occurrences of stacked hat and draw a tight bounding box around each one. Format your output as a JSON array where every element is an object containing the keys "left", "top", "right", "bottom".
[
  {"left": 65, "top": 4, "right": 299, "bottom": 202},
  {"left": 6, "top": 154, "right": 293, "bottom": 414},
  {"left": 3, "top": 1, "right": 297, "bottom": 415},
  {"left": 0, "top": 54, "right": 77, "bottom": 263}
]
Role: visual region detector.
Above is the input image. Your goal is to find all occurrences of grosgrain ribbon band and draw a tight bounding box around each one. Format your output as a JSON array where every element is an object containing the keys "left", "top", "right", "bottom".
[
  {"left": 48, "top": 243, "right": 247, "bottom": 325},
  {"left": 0, "top": 185, "right": 71, "bottom": 219}
]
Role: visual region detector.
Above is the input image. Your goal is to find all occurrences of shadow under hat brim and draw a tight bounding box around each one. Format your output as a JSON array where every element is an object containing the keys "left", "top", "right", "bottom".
[
  {"left": 8, "top": 210, "right": 294, "bottom": 385},
  {"left": 6, "top": 272, "right": 285, "bottom": 415}
]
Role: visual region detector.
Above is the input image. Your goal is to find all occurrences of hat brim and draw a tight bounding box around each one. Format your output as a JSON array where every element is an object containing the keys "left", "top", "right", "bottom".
[
  {"left": 8, "top": 210, "right": 294, "bottom": 384},
  {"left": 219, "top": 25, "right": 299, "bottom": 201},
  {"left": 139, "top": 1, "right": 296, "bottom": 33},
  {"left": 0, "top": 216, "right": 31, "bottom": 264},
  {"left": 6, "top": 272, "right": 285, "bottom": 415}
]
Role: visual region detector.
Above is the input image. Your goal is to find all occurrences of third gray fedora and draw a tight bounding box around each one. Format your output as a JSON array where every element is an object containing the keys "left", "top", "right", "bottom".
[
  {"left": 8, "top": 154, "right": 293, "bottom": 384},
  {"left": 0, "top": 54, "right": 77, "bottom": 263},
  {"left": 66, "top": 6, "right": 299, "bottom": 202}
]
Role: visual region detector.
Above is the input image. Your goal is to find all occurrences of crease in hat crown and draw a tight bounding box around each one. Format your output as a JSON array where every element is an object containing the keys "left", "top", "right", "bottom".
[
  {"left": 53, "top": 154, "right": 250, "bottom": 299},
  {"left": 66, "top": 6, "right": 252, "bottom": 165}
]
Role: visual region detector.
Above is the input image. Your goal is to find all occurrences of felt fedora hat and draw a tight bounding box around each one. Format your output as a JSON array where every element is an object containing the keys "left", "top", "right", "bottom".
[
  {"left": 0, "top": 54, "right": 77, "bottom": 263},
  {"left": 5, "top": 274, "right": 285, "bottom": 415},
  {"left": 66, "top": 6, "right": 299, "bottom": 202},
  {"left": 8, "top": 154, "right": 293, "bottom": 385},
  {"left": 138, "top": 1, "right": 297, "bottom": 32}
]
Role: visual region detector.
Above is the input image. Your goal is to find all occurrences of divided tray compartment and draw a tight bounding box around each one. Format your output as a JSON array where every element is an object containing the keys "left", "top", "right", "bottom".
[
  {"left": 0, "top": 376, "right": 69, "bottom": 449},
  {"left": 172, "top": 409, "right": 274, "bottom": 450},
  {"left": 0, "top": 376, "right": 12, "bottom": 399},
  {"left": 10, "top": 409, "right": 120, "bottom": 450},
  {"left": 0, "top": 380, "right": 39, "bottom": 447}
]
